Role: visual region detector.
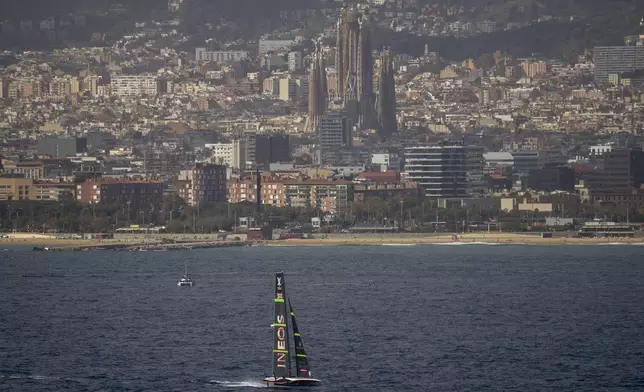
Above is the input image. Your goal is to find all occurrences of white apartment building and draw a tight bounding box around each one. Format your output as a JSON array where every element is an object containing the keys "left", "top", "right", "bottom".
[
  {"left": 288, "top": 51, "right": 303, "bottom": 71},
  {"left": 110, "top": 74, "right": 157, "bottom": 97},
  {"left": 195, "top": 48, "right": 249, "bottom": 63},
  {"left": 205, "top": 140, "right": 245, "bottom": 170}
]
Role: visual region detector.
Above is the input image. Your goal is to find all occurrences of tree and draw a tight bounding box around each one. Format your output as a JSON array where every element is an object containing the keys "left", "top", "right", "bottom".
[{"left": 475, "top": 53, "right": 496, "bottom": 69}]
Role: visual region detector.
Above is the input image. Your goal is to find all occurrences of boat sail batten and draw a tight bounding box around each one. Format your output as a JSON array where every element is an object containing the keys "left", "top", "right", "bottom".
[
  {"left": 271, "top": 272, "right": 291, "bottom": 378},
  {"left": 264, "top": 272, "right": 322, "bottom": 387},
  {"left": 289, "top": 299, "right": 312, "bottom": 378}
]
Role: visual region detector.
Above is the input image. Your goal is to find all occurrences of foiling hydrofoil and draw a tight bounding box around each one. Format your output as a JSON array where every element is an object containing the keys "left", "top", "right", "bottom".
[{"left": 263, "top": 376, "right": 322, "bottom": 387}]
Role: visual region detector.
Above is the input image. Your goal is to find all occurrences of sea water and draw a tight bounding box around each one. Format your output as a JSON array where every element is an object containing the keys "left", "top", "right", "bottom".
[{"left": 1, "top": 245, "right": 643, "bottom": 391}]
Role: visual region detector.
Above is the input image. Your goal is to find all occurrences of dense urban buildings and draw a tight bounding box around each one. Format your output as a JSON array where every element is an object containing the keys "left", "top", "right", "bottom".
[{"left": 1, "top": 0, "right": 644, "bottom": 234}]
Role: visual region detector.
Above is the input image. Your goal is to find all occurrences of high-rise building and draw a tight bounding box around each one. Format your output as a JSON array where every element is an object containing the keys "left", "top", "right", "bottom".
[
  {"left": 178, "top": 163, "right": 227, "bottom": 206},
  {"left": 376, "top": 49, "right": 397, "bottom": 140},
  {"left": 318, "top": 111, "right": 352, "bottom": 150},
  {"left": 317, "top": 111, "right": 352, "bottom": 165},
  {"left": 593, "top": 46, "right": 644, "bottom": 85},
  {"left": 244, "top": 133, "right": 291, "bottom": 168},
  {"left": 587, "top": 148, "right": 644, "bottom": 194},
  {"left": 335, "top": 4, "right": 374, "bottom": 129},
  {"left": 37, "top": 136, "right": 87, "bottom": 157},
  {"left": 306, "top": 42, "right": 328, "bottom": 132},
  {"left": 405, "top": 145, "right": 484, "bottom": 198},
  {"left": 278, "top": 77, "right": 298, "bottom": 102},
  {"left": 288, "top": 51, "right": 303, "bottom": 71}
]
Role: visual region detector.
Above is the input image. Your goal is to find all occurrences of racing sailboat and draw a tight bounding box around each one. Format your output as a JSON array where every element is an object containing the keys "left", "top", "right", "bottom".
[{"left": 263, "top": 272, "right": 322, "bottom": 387}]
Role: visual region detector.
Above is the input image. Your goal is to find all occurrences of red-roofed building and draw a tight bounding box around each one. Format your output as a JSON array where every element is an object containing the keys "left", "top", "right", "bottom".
[{"left": 355, "top": 171, "right": 400, "bottom": 183}]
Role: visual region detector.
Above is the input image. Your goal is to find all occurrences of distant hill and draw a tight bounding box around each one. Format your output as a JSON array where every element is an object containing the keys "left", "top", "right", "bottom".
[
  {"left": 384, "top": 0, "right": 644, "bottom": 60},
  {"left": 0, "top": 0, "right": 166, "bottom": 20},
  {"left": 1, "top": 0, "right": 641, "bottom": 60}
]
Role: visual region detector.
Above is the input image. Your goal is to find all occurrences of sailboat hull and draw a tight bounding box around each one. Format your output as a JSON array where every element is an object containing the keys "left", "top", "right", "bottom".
[{"left": 263, "top": 377, "right": 322, "bottom": 387}]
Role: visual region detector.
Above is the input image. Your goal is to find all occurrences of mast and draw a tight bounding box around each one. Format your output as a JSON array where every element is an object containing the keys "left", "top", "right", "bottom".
[
  {"left": 272, "top": 272, "right": 291, "bottom": 378},
  {"left": 256, "top": 166, "right": 262, "bottom": 227},
  {"left": 288, "top": 298, "right": 312, "bottom": 378}
]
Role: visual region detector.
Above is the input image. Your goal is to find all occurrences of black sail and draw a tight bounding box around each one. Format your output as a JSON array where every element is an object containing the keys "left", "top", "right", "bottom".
[
  {"left": 288, "top": 298, "right": 311, "bottom": 378},
  {"left": 272, "top": 272, "right": 291, "bottom": 378}
]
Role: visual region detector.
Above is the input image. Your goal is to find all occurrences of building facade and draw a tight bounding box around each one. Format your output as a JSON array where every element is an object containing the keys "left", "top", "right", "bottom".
[
  {"left": 405, "top": 145, "right": 484, "bottom": 198},
  {"left": 37, "top": 136, "right": 87, "bottom": 157},
  {"left": 284, "top": 179, "right": 352, "bottom": 213},
  {"left": 0, "top": 178, "right": 36, "bottom": 200},
  {"left": 76, "top": 179, "right": 163, "bottom": 216},
  {"left": 178, "top": 163, "right": 227, "bottom": 207},
  {"left": 205, "top": 140, "right": 245, "bottom": 170},
  {"left": 228, "top": 177, "right": 286, "bottom": 207},
  {"left": 0, "top": 160, "right": 44, "bottom": 179},
  {"left": 110, "top": 74, "right": 158, "bottom": 97},
  {"left": 318, "top": 111, "right": 352, "bottom": 165},
  {"left": 593, "top": 46, "right": 644, "bottom": 85},
  {"left": 586, "top": 148, "right": 644, "bottom": 198},
  {"left": 195, "top": 49, "right": 249, "bottom": 63},
  {"left": 245, "top": 133, "right": 290, "bottom": 168}
]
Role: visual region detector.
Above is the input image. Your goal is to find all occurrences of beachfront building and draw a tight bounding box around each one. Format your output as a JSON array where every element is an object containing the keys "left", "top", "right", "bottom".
[{"left": 404, "top": 145, "right": 484, "bottom": 198}]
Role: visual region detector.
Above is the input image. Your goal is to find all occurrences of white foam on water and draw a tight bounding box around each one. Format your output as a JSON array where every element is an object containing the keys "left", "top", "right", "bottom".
[
  {"left": 210, "top": 379, "right": 266, "bottom": 388},
  {"left": 7, "top": 374, "right": 60, "bottom": 381}
]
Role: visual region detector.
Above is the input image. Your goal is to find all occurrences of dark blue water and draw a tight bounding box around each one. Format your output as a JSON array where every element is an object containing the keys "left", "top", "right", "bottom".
[{"left": 1, "top": 244, "right": 644, "bottom": 391}]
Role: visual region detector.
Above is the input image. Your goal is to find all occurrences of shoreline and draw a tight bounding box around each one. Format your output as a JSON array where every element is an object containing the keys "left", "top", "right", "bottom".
[
  {"left": 265, "top": 236, "right": 644, "bottom": 246},
  {"left": 3, "top": 232, "right": 644, "bottom": 249}
]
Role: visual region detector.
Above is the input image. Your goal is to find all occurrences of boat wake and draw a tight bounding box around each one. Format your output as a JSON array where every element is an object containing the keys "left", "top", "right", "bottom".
[
  {"left": 2, "top": 373, "right": 84, "bottom": 383},
  {"left": 209, "top": 379, "right": 266, "bottom": 388}
]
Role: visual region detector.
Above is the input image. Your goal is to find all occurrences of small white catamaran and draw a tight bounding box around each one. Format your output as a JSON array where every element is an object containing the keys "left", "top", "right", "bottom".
[
  {"left": 263, "top": 272, "right": 321, "bottom": 387},
  {"left": 177, "top": 263, "right": 194, "bottom": 287}
]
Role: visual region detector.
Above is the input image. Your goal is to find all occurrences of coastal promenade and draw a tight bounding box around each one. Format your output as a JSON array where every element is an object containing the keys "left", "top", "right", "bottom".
[
  {"left": 3, "top": 232, "right": 644, "bottom": 250},
  {"left": 0, "top": 232, "right": 248, "bottom": 250},
  {"left": 270, "top": 232, "right": 644, "bottom": 246}
]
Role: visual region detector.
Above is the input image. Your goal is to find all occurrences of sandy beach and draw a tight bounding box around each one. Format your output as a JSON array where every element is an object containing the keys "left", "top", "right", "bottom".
[
  {"left": 269, "top": 233, "right": 644, "bottom": 246},
  {"left": 2, "top": 232, "right": 644, "bottom": 248}
]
